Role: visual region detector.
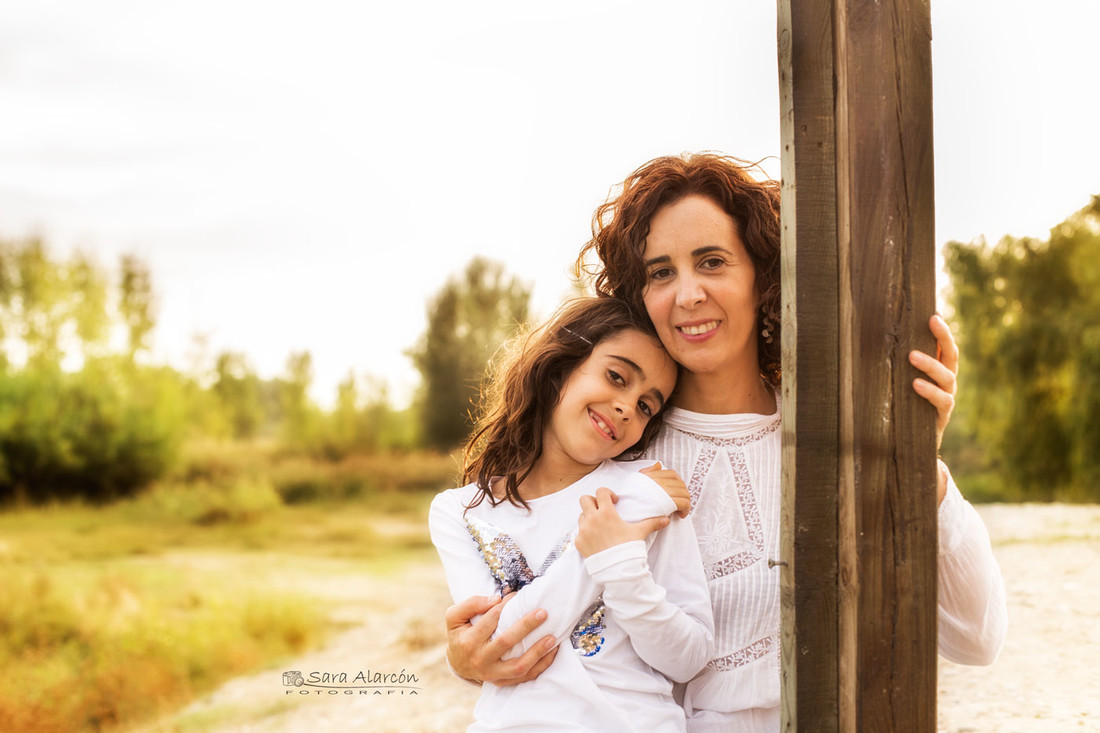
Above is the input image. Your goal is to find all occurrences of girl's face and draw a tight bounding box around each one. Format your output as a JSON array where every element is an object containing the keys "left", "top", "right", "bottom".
[
  {"left": 641, "top": 194, "right": 760, "bottom": 377},
  {"left": 543, "top": 329, "right": 677, "bottom": 469}
]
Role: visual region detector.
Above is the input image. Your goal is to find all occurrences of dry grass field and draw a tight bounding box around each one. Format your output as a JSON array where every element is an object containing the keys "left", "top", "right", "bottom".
[{"left": 133, "top": 501, "right": 1100, "bottom": 733}]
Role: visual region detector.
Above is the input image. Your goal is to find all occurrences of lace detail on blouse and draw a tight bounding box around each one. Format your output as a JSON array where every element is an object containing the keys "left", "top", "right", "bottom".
[
  {"left": 707, "top": 633, "right": 778, "bottom": 671},
  {"left": 673, "top": 424, "right": 774, "bottom": 581}
]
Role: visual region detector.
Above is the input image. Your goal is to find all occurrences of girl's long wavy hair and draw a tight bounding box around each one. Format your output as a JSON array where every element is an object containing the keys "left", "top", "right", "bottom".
[
  {"left": 576, "top": 152, "right": 782, "bottom": 386},
  {"left": 463, "top": 297, "right": 673, "bottom": 511}
]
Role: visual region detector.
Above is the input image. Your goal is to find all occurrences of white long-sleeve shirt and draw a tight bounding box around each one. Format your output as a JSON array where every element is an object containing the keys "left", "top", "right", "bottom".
[
  {"left": 646, "top": 405, "right": 1007, "bottom": 732},
  {"left": 429, "top": 459, "right": 715, "bottom": 733}
]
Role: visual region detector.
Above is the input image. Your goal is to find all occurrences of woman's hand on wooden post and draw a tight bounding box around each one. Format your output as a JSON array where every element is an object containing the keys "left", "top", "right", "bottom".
[
  {"left": 574, "top": 487, "right": 670, "bottom": 558},
  {"left": 908, "top": 314, "right": 958, "bottom": 505},
  {"left": 444, "top": 594, "right": 559, "bottom": 686}
]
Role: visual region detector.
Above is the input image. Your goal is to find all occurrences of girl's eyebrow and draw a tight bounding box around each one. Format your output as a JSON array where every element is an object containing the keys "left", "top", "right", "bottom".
[
  {"left": 608, "top": 355, "right": 666, "bottom": 410},
  {"left": 644, "top": 245, "right": 728, "bottom": 268}
]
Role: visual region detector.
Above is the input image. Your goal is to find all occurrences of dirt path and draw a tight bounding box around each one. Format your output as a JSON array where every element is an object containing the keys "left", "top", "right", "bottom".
[{"left": 138, "top": 503, "right": 1100, "bottom": 732}]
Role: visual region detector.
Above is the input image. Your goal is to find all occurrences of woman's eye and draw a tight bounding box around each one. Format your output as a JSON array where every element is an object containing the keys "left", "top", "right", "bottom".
[
  {"left": 648, "top": 266, "right": 673, "bottom": 281},
  {"left": 700, "top": 257, "right": 724, "bottom": 270},
  {"left": 608, "top": 369, "right": 625, "bottom": 386}
]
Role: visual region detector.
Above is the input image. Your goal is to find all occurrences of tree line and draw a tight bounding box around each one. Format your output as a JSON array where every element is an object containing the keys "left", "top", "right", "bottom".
[
  {"left": 3, "top": 194, "right": 1098, "bottom": 506},
  {"left": 941, "top": 196, "right": 1100, "bottom": 501},
  {"left": 0, "top": 241, "right": 529, "bottom": 505}
]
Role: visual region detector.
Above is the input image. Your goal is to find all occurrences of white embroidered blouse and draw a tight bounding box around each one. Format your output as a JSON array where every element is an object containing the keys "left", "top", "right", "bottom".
[{"left": 647, "top": 404, "right": 1008, "bottom": 731}]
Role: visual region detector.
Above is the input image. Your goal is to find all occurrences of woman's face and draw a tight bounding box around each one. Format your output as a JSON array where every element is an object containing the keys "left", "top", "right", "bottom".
[{"left": 641, "top": 194, "right": 760, "bottom": 377}]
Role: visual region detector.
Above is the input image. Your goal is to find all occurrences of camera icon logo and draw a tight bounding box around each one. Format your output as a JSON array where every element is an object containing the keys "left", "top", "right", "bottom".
[{"left": 283, "top": 670, "right": 305, "bottom": 687}]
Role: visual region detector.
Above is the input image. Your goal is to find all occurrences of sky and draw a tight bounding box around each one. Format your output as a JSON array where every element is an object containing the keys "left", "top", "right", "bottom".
[{"left": 1, "top": 0, "right": 1098, "bottom": 407}]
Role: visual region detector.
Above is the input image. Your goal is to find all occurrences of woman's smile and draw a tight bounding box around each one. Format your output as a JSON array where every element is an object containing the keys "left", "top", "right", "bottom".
[{"left": 676, "top": 319, "right": 722, "bottom": 339}]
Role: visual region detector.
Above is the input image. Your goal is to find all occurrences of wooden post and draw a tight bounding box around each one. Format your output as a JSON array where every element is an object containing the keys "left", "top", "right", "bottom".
[{"left": 778, "top": 1, "right": 939, "bottom": 731}]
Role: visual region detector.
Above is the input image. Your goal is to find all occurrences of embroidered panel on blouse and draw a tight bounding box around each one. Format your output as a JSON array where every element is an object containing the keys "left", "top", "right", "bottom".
[
  {"left": 707, "top": 633, "right": 779, "bottom": 671},
  {"left": 673, "top": 420, "right": 778, "bottom": 582},
  {"left": 671, "top": 420, "right": 781, "bottom": 672},
  {"left": 464, "top": 515, "right": 606, "bottom": 656}
]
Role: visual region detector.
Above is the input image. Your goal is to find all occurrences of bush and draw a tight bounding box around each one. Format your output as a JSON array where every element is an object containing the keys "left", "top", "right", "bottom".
[{"left": 0, "top": 361, "right": 185, "bottom": 505}]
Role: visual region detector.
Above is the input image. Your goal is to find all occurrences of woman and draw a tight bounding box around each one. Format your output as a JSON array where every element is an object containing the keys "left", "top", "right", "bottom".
[{"left": 445, "top": 153, "right": 1007, "bottom": 732}]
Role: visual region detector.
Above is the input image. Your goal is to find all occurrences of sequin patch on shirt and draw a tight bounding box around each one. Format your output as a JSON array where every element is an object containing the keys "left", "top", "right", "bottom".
[
  {"left": 465, "top": 515, "right": 536, "bottom": 595},
  {"left": 464, "top": 516, "right": 606, "bottom": 657},
  {"left": 570, "top": 599, "right": 606, "bottom": 657},
  {"left": 464, "top": 516, "right": 570, "bottom": 594}
]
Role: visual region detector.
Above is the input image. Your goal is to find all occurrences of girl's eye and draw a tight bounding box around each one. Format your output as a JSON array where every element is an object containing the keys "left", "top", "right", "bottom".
[
  {"left": 608, "top": 369, "right": 625, "bottom": 386},
  {"left": 648, "top": 266, "right": 673, "bottom": 282},
  {"left": 638, "top": 400, "right": 654, "bottom": 418}
]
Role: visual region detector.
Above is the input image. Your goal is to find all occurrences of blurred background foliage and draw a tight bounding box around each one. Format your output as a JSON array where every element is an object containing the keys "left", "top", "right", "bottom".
[
  {"left": 941, "top": 196, "right": 1100, "bottom": 502},
  {"left": 0, "top": 242, "right": 531, "bottom": 506}
]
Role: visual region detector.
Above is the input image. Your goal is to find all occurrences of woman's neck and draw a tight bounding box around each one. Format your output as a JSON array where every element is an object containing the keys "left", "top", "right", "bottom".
[{"left": 674, "top": 363, "right": 776, "bottom": 415}]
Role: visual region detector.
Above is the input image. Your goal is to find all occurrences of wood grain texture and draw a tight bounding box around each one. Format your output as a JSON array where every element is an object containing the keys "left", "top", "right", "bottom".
[
  {"left": 779, "top": 0, "right": 938, "bottom": 730},
  {"left": 778, "top": 0, "right": 840, "bottom": 730}
]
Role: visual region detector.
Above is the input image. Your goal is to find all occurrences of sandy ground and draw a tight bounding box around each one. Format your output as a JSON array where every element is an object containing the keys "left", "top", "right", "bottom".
[{"left": 138, "top": 503, "right": 1100, "bottom": 733}]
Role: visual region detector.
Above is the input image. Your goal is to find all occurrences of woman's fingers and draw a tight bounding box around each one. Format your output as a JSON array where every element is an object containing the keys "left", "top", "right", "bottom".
[
  {"left": 909, "top": 349, "right": 956, "bottom": 395},
  {"left": 930, "top": 314, "right": 959, "bottom": 375},
  {"left": 641, "top": 462, "right": 691, "bottom": 518},
  {"left": 444, "top": 594, "right": 554, "bottom": 684},
  {"left": 445, "top": 594, "right": 500, "bottom": 636},
  {"left": 509, "top": 644, "right": 559, "bottom": 685},
  {"left": 909, "top": 314, "right": 960, "bottom": 449}
]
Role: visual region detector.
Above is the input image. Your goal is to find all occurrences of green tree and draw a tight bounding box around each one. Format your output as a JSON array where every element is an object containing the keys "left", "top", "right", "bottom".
[
  {"left": 279, "top": 350, "right": 320, "bottom": 448},
  {"left": 0, "top": 239, "right": 182, "bottom": 504},
  {"left": 69, "top": 252, "right": 110, "bottom": 359},
  {"left": 408, "top": 257, "right": 530, "bottom": 451},
  {"left": 944, "top": 195, "right": 1100, "bottom": 500},
  {"left": 212, "top": 351, "right": 264, "bottom": 439},
  {"left": 8, "top": 238, "right": 67, "bottom": 368},
  {"left": 119, "top": 254, "right": 155, "bottom": 361}
]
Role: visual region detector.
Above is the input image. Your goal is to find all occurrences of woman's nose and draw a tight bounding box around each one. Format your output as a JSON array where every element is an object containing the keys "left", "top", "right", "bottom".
[{"left": 675, "top": 273, "right": 706, "bottom": 308}]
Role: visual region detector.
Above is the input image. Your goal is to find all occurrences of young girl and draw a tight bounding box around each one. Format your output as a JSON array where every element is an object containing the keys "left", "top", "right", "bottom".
[{"left": 429, "top": 297, "right": 715, "bottom": 733}]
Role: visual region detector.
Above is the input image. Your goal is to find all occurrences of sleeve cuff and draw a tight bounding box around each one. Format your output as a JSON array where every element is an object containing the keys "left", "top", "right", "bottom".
[
  {"left": 583, "top": 540, "right": 648, "bottom": 578},
  {"left": 937, "top": 460, "right": 969, "bottom": 556}
]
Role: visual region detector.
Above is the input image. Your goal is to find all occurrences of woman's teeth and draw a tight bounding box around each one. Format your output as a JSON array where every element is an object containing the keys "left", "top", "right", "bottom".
[{"left": 679, "top": 320, "right": 718, "bottom": 336}]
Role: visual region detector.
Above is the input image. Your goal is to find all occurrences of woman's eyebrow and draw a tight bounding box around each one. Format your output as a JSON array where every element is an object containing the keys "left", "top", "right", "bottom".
[{"left": 644, "top": 245, "right": 729, "bottom": 268}]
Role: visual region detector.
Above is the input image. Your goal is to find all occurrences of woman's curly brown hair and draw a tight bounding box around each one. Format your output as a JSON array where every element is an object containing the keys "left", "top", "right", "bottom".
[
  {"left": 576, "top": 152, "right": 782, "bottom": 386},
  {"left": 463, "top": 297, "right": 674, "bottom": 511}
]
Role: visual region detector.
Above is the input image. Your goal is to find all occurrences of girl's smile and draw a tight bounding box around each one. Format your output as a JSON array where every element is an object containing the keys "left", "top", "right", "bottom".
[{"left": 542, "top": 329, "right": 677, "bottom": 473}]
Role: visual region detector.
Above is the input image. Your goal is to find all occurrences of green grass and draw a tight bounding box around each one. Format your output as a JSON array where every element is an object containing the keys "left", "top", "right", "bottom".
[{"left": 0, "top": 452, "right": 445, "bottom": 733}]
